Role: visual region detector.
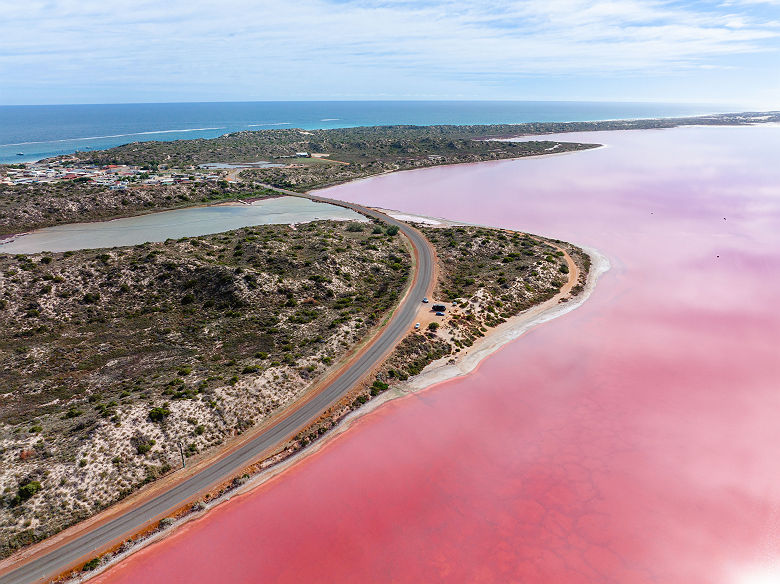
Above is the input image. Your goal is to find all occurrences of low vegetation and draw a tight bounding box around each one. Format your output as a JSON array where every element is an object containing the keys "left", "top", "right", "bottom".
[
  {"left": 0, "top": 219, "right": 410, "bottom": 557},
  {"left": 59, "top": 112, "right": 779, "bottom": 171},
  {"left": 236, "top": 138, "right": 592, "bottom": 192},
  {"left": 292, "top": 224, "right": 592, "bottom": 448},
  {"left": 62, "top": 124, "right": 599, "bottom": 170}
]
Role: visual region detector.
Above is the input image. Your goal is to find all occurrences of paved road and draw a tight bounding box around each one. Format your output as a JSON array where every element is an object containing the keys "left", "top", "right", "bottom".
[{"left": 1, "top": 193, "right": 434, "bottom": 584}]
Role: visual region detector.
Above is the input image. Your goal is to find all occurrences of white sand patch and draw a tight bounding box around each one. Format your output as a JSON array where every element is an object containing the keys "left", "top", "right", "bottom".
[
  {"left": 375, "top": 208, "right": 457, "bottom": 226},
  {"left": 386, "top": 213, "right": 442, "bottom": 225},
  {"left": 224, "top": 246, "right": 610, "bottom": 493},
  {"left": 348, "top": 245, "right": 609, "bottom": 410}
]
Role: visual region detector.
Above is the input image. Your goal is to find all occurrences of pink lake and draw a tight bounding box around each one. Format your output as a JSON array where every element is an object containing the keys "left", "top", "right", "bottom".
[{"left": 93, "top": 126, "right": 780, "bottom": 584}]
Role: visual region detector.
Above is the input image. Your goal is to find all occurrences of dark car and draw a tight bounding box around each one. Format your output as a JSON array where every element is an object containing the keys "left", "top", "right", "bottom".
[{"left": 435, "top": 311, "right": 445, "bottom": 316}]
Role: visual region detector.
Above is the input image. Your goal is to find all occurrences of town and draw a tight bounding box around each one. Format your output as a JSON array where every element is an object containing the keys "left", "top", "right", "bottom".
[{"left": 0, "top": 158, "right": 231, "bottom": 188}]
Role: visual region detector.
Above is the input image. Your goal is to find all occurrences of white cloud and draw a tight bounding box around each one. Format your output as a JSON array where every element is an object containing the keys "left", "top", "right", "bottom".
[{"left": 0, "top": 0, "right": 778, "bottom": 102}]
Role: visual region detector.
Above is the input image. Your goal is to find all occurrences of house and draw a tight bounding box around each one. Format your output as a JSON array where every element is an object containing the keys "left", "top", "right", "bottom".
[{"left": 295, "top": 152, "right": 310, "bottom": 158}]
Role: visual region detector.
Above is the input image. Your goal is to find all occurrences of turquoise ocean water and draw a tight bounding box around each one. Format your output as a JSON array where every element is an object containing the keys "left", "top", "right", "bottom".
[{"left": 0, "top": 101, "right": 720, "bottom": 164}]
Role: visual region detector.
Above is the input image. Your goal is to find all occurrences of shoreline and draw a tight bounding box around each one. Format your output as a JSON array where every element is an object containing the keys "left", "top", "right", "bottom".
[
  {"left": 68, "top": 229, "right": 609, "bottom": 583},
  {"left": 1, "top": 139, "right": 605, "bottom": 245},
  {"left": 0, "top": 194, "right": 362, "bottom": 254},
  {"left": 331, "top": 243, "right": 609, "bottom": 434},
  {"left": 2, "top": 155, "right": 604, "bottom": 580}
]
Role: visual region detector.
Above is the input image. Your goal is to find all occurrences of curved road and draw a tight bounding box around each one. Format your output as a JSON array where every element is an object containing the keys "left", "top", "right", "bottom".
[{"left": 0, "top": 192, "right": 434, "bottom": 584}]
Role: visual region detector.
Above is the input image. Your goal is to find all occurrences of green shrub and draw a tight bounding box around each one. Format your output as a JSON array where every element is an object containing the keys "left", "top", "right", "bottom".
[
  {"left": 82, "top": 558, "right": 100, "bottom": 571},
  {"left": 370, "top": 380, "right": 389, "bottom": 396},
  {"left": 81, "top": 292, "right": 100, "bottom": 304},
  {"left": 149, "top": 406, "right": 171, "bottom": 423},
  {"left": 135, "top": 439, "right": 155, "bottom": 455},
  {"left": 17, "top": 481, "right": 42, "bottom": 502}
]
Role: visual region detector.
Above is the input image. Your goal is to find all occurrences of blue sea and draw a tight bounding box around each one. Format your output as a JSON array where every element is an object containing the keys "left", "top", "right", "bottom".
[{"left": 0, "top": 101, "right": 721, "bottom": 164}]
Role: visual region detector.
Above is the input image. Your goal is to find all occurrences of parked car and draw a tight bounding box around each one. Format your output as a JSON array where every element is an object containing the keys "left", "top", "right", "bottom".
[
  {"left": 422, "top": 297, "right": 429, "bottom": 303},
  {"left": 432, "top": 304, "right": 446, "bottom": 312},
  {"left": 414, "top": 322, "right": 421, "bottom": 329},
  {"left": 435, "top": 311, "right": 445, "bottom": 316}
]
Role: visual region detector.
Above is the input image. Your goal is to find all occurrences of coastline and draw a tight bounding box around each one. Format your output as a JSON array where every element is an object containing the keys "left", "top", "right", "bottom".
[
  {"left": 68, "top": 229, "right": 609, "bottom": 583},
  {"left": 332, "top": 243, "right": 609, "bottom": 433},
  {"left": 1, "top": 147, "right": 606, "bottom": 580},
  {"left": 0, "top": 192, "right": 289, "bottom": 247},
  {"left": 2, "top": 137, "right": 605, "bottom": 244}
]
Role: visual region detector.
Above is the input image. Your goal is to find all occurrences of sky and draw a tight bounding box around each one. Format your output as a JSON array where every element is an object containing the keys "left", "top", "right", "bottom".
[{"left": 0, "top": 0, "right": 778, "bottom": 107}]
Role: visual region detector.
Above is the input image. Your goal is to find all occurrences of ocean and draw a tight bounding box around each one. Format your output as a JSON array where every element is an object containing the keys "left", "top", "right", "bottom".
[{"left": 0, "top": 100, "right": 719, "bottom": 164}]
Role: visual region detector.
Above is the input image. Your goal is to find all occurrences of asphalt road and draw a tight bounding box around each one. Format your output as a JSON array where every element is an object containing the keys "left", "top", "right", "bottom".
[{"left": 1, "top": 194, "right": 434, "bottom": 584}]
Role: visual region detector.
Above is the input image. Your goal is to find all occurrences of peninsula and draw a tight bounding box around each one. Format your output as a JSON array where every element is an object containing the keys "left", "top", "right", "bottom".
[{"left": 1, "top": 112, "right": 778, "bottom": 582}]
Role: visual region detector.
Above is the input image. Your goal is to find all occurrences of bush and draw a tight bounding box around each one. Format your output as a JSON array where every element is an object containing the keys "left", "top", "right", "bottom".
[
  {"left": 81, "top": 292, "right": 100, "bottom": 304},
  {"left": 385, "top": 225, "right": 399, "bottom": 236},
  {"left": 82, "top": 558, "right": 100, "bottom": 571},
  {"left": 346, "top": 223, "right": 364, "bottom": 232},
  {"left": 149, "top": 406, "right": 171, "bottom": 423},
  {"left": 137, "top": 441, "right": 155, "bottom": 455},
  {"left": 352, "top": 394, "right": 369, "bottom": 407},
  {"left": 370, "top": 380, "right": 389, "bottom": 396},
  {"left": 17, "top": 481, "right": 42, "bottom": 502},
  {"left": 132, "top": 434, "right": 156, "bottom": 455}
]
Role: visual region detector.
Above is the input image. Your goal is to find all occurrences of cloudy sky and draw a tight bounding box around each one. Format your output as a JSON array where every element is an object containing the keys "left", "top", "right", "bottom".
[{"left": 1, "top": 0, "right": 778, "bottom": 106}]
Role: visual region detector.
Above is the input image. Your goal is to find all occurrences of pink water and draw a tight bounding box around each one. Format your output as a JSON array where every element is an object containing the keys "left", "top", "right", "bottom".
[{"left": 94, "top": 126, "right": 780, "bottom": 584}]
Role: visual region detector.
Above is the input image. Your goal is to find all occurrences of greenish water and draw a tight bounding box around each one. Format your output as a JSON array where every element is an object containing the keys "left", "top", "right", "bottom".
[{"left": 0, "top": 196, "right": 365, "bottom": 253}]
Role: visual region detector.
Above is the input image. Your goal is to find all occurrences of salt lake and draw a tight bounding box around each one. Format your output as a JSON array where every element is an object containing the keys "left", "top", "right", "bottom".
[
  {"left": 0, "top": 196, "right": 365, "bottom": 253},
  {"left": 92, "top": 125, "right": 780, "bottom": 584}
]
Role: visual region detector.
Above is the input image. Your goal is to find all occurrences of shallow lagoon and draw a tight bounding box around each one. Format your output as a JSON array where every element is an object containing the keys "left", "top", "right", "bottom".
[
  {"left": 93, "top": 126, "right": 780, "bottom": 584},
  {"left": 0, "top": 196, "right": 365, "bottom": 253}
]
